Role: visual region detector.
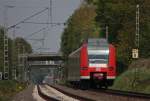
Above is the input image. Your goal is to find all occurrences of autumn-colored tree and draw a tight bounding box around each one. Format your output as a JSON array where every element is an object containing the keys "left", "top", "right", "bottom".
[{"left": 61, "top": 3, "right": 99, "bottom": 57}]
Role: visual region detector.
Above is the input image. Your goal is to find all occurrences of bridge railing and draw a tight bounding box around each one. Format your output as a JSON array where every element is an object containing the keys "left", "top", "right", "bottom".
[{"left": 28, "top": 60, "right": 62, "bottom": 66}]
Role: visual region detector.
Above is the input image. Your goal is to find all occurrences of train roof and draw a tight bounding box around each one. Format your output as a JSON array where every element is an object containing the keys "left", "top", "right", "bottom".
[
  {"left": 88, "top": 38, "right": 108, "bottom": 49},
  {"left": 69, "top": 38, "right": 109, "bottom": 57}
]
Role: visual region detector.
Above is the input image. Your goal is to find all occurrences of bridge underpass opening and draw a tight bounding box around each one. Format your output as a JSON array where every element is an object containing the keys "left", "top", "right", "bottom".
[{"left": 30, "top": 67, "right": 59, "bottom": 84}]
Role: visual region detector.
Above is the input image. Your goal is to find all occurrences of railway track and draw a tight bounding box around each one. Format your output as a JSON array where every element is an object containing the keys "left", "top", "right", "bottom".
[
  {"left": 46, "top": 84, "right": 150, "bottom": 101},
  {"left": 37, "top": 84, "right": 150, "bottom": 101},
  {"left": 49, "top": 85, "right": 95, "bottom": 101},
  {"left": 89, "top": 88, "right": 150, "bottom": 101},
  {"left": 37, "top": 85, "right": 59, "bottom": 101},
  {"left": 37, "top": 84, "right": 93, "bottom": 101}
]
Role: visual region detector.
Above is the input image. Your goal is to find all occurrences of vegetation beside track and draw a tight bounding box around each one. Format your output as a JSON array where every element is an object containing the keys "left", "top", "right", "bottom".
[
  {"left": 112, "top": 59, "right": 150, "bottom": 94},
  {"left": 0, "top": 80, "right": 27, "bottom": 101}
]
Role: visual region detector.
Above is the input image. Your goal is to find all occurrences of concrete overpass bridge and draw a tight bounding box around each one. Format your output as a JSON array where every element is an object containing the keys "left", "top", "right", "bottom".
[
  {"left": 19, "top": 52, "right": 63, "bottom": 84},
  {"left": 27, "top": 52, "right": 63, "bottom": 61}
]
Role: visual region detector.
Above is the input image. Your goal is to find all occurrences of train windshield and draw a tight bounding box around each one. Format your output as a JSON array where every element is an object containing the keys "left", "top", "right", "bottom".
[{"left": 88, "top": 54, "right": 108, "bottom": 64}]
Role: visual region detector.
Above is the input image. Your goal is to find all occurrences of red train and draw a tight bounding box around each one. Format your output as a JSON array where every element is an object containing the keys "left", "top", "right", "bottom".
[{"left": 67, "top": 38, "right": 116, "bottom": 88}]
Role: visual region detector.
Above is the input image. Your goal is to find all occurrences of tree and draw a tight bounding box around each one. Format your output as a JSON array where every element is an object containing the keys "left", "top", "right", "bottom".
[
  {"left": 61, "top": 4, "right": 99, "bottom": 57},
  {"left": 12, "top": 37, "right": 32, "bottom": 78},
  {"left": 91, "top": 0, "right": 150, "bottom": 66}
]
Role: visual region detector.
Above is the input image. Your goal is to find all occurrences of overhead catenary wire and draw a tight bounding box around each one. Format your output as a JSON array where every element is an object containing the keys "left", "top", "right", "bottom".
[
  {"left": 0, "top": 5, "right": 49, "bottom": 8},
  {"left": 3, "top": 0, "right": 66, "bottom": 53},
  {"left": 26, "top": 38, "right": 44, "bottom": 41},
  {"left": 24, "top": 27, "right": 46, "bottom": 39},
  {"left": 7, "top": 8, "right": 48, "bottom": 29},
  {"left": 22, "top": 21, "right": 66, "bottom": 25}
]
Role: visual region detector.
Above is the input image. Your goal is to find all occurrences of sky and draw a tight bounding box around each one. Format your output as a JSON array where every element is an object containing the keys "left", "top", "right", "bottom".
[{"left": 0, "top": 0, "right": 82, "bottom": 52}]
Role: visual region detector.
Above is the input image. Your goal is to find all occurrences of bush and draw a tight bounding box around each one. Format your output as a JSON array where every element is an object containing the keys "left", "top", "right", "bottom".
[
  {"left": 0, "top": 95, "right": 9, "bottom": 101},
  {"left": 144, "top": 86, "right": 150, "bottom": 94},
  {"left": 112, "top": 68, "right": 150, "bottom": 93}
]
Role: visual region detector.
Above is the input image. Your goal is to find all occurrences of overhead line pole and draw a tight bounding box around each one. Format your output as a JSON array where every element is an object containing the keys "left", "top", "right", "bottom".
[
  {"left": 50, "top": 0, "right": 53, "bottom": 27},
  {"left": 3, "top": 7, "right": 48, "bottom": 80},
  {"left": 135, "top": 4, "right": 140, "bottom": 49},
  {"left": 42, "top": 28, "right": 46, "bottom": 52},
  {"left": 12, "top": 26, "right": 16, "bottom": 80},
  {"left": 132, "top": 4, "right": 140, "bottom": 91},
  {"left": 3, "top": 6, "right": 9, "bottom": 80}
]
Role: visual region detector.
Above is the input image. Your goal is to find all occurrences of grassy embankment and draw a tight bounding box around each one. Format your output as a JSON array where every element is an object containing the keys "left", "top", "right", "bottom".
[
  {"left": 112, "top": 59, "right": 150, "bottom": 94},
  {"left": 0, "top": 80, "right": 27, "bottom": 101}
]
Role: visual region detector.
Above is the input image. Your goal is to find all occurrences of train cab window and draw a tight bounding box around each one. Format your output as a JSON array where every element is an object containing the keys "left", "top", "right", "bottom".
[{"left": 88, "top": 54, "right": 108, "bottom": 64}]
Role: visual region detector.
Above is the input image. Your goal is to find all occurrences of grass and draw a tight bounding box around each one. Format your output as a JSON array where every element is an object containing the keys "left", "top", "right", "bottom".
[
  {"left": 0, "top": 80, "right": 27, "bottom": 101},
  {"left": 111, "top": 68, "right": 150, "bottom": 94}
]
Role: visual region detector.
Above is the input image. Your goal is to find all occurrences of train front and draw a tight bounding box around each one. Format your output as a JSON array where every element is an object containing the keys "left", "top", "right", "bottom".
[{"left": 80, "top": 38, "right": 116, "bottom": 87}]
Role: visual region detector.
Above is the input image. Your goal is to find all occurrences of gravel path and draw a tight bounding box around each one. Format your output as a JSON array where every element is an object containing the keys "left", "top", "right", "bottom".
[{"left": 12, "top": 84, "right": 38, "bottom": 101}]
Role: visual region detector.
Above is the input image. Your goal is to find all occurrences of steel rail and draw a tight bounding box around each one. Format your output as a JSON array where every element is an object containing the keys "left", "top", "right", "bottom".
[
  {"left": 49, "top": 84, "right": 150, "bottom": 101},
  {"left": 38, "top": 84, "right": 150, "bottom": 101},
  {"left": 48, "top": 84, "right": 95, "bottom": 101},
  {"left": 90, "top": 88, "right": 150, "bottom": 99},
  {"left": 37, "top": 85, "right": 59, "bottom": 101}
]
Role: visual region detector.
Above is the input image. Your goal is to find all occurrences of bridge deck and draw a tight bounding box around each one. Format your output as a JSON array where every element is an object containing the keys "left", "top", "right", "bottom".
[{"left": 26, "top": 52, "right": 63, "bottom": 61}]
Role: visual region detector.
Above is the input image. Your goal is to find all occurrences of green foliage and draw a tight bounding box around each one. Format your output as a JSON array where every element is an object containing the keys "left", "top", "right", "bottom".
[
  {"left": 140, "top": 23, "right": 150, "bottom": 58},
  {"left": 85, "top": 0, "right": 99, "bottom": 5},
  {"left": 12, "top": 37, "right": 32, "bottom": 78},
  {"left": 145, "top": 86, "right": 150, "bottom": 94},
  {"left": 112, "top": 68, "right": 150, "bottom": 93},
  {"left": 61, "top": 4, "right": 99, "bottom": 57},
  {"left": 14, "top": 37, "right": 32, "bottom": 54}
]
